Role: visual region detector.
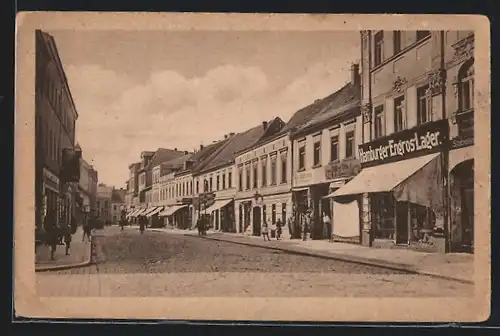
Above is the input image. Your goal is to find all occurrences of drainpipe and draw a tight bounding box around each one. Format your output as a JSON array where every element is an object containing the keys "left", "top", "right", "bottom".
[{"left": 440, "top": 30, "right": 451, "bottom": 253}]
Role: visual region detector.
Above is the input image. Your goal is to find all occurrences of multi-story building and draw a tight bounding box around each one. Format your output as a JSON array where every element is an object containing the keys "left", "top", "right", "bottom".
[
  {"left": 96, "top": 183, "right": 113, "bottom": 222},
  {"left": 192, "top": 119, "right": 284, "bottom": 233},
  {"left": 233, "top": 119, "right": 294, "bottom": 236},
  {"left": 35, "top": 29, "right": 81, "bottom": 240},
  {"left": 331, "top": 30, "right": 475, "bottom": 253},
  {"left": 290, "top": 63, "right": 362, "bottom": 241},
  {"left": 125, "top": 162, "right": 140, "bottom": 212},
  {"left": 78, "top": 156, "right": 98, "bottom": 212},
  {"left": 110, "top": 188, "right": 126, "bottom": 223}
]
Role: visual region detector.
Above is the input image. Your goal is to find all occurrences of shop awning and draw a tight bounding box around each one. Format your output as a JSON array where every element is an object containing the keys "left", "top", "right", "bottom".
[
  {"left": 142, "top": 206, "right": 159, "bottom": 217},
  {"left": 128, "top": 208, "right": 142, "bottom": 217},
  {"left": 158, "top": 204, "right": 188, "bottom": 217},
  {"left": 204, "top": 199, "right": 232, "bottom": 213},
  {"left": 134, "top": 207, "right": 149, "bottom": 217},
  {"left": 327, "top": 153, "right": 441, "bottom": 199},
  {"left": 147, "top": 206, "right": 164, "bottom": 217}
]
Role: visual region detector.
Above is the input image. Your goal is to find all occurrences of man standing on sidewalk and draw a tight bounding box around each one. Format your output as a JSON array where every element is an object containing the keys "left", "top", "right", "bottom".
[{"left": 323, "top": 212, "right": 332, "bottom": 242}]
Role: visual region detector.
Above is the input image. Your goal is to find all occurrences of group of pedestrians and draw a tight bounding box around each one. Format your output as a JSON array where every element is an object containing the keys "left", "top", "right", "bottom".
[
  {"left": 261, "top": 218, "right": 284, "bottom": 242},
  {"left": 196, "top": 216, "right": 209, "bottom": 236},
  {"left": 42, "top": 210, "right": 94, "bottom": 260},
  {"left": 281, "top": 210, "right": 333, "bottom": 242}
]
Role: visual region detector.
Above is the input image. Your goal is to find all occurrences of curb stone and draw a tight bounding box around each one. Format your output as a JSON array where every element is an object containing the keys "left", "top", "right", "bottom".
[
  {"left": 187, "top": 234, "right": 473, "bottom": 285},
  {"left": 35, "top": 240, "right": 93, "bottom": 273}
]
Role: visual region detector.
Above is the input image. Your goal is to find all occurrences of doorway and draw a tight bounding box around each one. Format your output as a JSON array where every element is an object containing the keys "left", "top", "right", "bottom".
[
  {"left": 395, "top": 202, "right": 409, "bottom": 245},
  {"left": 252, "top": 206, "right": 261, "bottom": 236}
]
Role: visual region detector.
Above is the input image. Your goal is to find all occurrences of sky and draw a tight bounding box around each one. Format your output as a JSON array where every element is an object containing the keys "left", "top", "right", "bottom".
[{"left": 49, "top": 30, "right": 360, "bottom": 187}]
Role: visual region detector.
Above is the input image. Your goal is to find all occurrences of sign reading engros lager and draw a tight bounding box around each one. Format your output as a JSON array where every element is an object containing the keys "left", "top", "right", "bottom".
[{"left": 359, "top": 119, "right": 449, "bottom": 168}]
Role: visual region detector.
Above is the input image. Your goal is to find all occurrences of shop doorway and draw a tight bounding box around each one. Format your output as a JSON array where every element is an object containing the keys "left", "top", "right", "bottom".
[
  {"left": 453, "top": 159, "right": 474, "bottom": 253},
  {"left": 395, "top": 202, "right": 409, "bottom": 245},
  {"left": 252, "top": 206, "right": 261, "bottom": 236}
]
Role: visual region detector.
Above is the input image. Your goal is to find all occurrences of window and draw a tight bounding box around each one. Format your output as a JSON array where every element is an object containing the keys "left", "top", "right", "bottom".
[
  {"left": 196, "top": 180, "right": 199, "bottom": 194},
  {"left": 238, "top": 168, "right": 243, "bottom": 191},
  {"left": 298, "top": 144, "right": 306, "bottom": 170},
  {"left": 113, "top": 205, "right": 117, "bottom": 211},
  {"left": 330, "top": 135, "right": 339, "bottom": 162},
  {"left": 313, "top": 140, "right": 321, "bottom": 166},
  {"left": 216, "top": 175, "right": 220, "bottom": 191},
  {"left": 417, "top": 30, "right": 431, "bottom": 40},
  {"left": 261, "top": 159, "right": 267, "bottom": 186},
  {"left": 104, "top": 201, "right": 108, "bottom": 208},
  {"left": 345, "top": 131, "right": 355, "bottom": 159},
  {"left": 394, "top": 95, "right": 406, "bottom": 132},
  {"left": 222, "top": 173, "right": 226, "bottom": 189},
  {"left": 393, "top": 30, "right": 402, "bottom": 54},
  {"left": 209, "top": 177, "right": 213, "bottom": 191},
  {"left": 245, "top": 165, "right": 250, "bottom": 190},
  {"left": 374, "top": 105, "right": 385, "bottom": 139},
  {"left": 271, "top": 204, "right": 276, "bottom": 224},
  {"left": 373, "top": 193, "right": 395, "bottom": 240},
  {"left": 253, "top": 164, "right": 258, "bottom": 188},
  {"left": 270, "top": 158, "right": 277, "bottom": 185},
  {"left": 417, "top": 85, "right": 432, "bottom": 125},
  {"left": 374, "top": 31, "right": 384, "bottom": 66},
  {"left": 280, "top": 154, "right": 287, "bottom": 183},
  {"left": 459, "top": 61, "right": 474, "bottom": 112},
  {"left": 228, "top": 171, "right": 232, "bottom": 188}
]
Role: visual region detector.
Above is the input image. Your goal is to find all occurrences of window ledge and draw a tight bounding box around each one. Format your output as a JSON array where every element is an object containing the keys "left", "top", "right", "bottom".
[
  {"left": 297, "top": 167, "right": 306, "bottom": 172},
  {"left": 312, "top": 164, "right": 322, "bottom": 169}
]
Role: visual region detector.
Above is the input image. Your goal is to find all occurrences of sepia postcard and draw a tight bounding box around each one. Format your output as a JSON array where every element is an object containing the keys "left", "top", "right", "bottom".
[{"left": 14, "top": 12, "right": 490, "bottom": 322}]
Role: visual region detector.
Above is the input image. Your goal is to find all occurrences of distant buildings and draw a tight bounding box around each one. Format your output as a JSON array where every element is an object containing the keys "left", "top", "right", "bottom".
[
  {"left": 96, "top": 183, "right": 126, "bottom": 223},
  {"left": 35, "top": 29, "right": 82, "bottom": 240},
  {"left": 79, "top": 157, "right": 98, "bottom": 212}
]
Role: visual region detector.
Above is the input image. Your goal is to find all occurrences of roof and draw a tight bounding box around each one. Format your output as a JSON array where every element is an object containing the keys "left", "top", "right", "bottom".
[
  {"left": 175, "top": 140, "right": 230, "bottom": 175},
  {"left": 146, "top": 148, "right": 190, "bottom": 170},
  {"left": 194, "top": 121, "right": 271, "bottom": 174},
  {"left": 158, "top": 153, "right": 194, "bottom": 171},
  {"left": 280, "top": 83, "right": 359, "bottom": 136},
  {"left": 97, "top": 184, "right": 113, "bottom": 198},
  {"left": 233, "top": 117, "right": 286, "bottom": 156},
  {"left": 294, "top": 82, "right": 361, "bottom": 134}
]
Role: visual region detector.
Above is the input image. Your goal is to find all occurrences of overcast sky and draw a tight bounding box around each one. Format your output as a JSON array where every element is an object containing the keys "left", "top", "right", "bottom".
[{"left": 49, "top": 30, "right": 360, "bottom": 187}]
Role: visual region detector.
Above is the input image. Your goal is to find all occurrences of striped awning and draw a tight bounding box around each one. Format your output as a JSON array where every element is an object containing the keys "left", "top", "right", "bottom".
[
  {"left": 158, "top": 204, "right": 188, "bottom": 217},
  {"left": 147, "top": 206, "right": 164, "bottom": 217}
]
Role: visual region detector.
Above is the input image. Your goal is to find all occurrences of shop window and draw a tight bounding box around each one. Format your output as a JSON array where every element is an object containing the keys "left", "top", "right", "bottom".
[
  {"left": 330, "top": 135, "right": 339, "bottom": 162},
  {"left": 345, "top": 131, "right": 355, "bottom": 159},
  {"left": 281, "top": 203, "right": 287, "bottom": 224},
  {"left": 409, "top": 204, "right": 436, "bottom": 243},
  {"left": 374, "top": 105, "right": 385, "bottom": 139},
  {"left": 228, "top": 171, "right": 232, "bottom": 188},
  {"left": 209, "top": 177, "right": 213, "bottom": 191},
  {"left": 222, "top": 173, "right": 226, "bottom": 189},
  {"left": 298, "top": 144, "right": 306, "bottom": 170},
  {"left": 271, "top": 204, "right": 276, "bottom": 224},
  {"left": 270, "top": 158, "right": 277, "bottom": 185},
  {"left": 417, "top": 85, "right": 432, "bottom": 125},
  {"left": 374, "top": 31, "right": 384, "bottom": 66},
  {"left": 261, "top": 159, "right": 267, "bottom": 186},
  {"left": 313, "top": 140, "right": 321, "bottom": 166},
  {"left": 373, "top": 193, "right": 395, "bottom": 240},
  {"left": 394, "top": 95, "right": 406, "bottom": 132},
  {"left": 281, "top": 154, "right": 287, "bottom": 183},
  {"left": 416, "top": 30, "right": 431, "bottom": 40},
  {"left": 393, "top": 30, "right": 402, "bottom": 54}
]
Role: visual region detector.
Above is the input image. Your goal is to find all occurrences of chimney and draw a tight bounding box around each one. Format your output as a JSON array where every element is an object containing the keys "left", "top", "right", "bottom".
[
  {"left": 174, "top": 148, "right": 178, "bottom": 151},
  {"left": 351, "top": 63, "right": 360, "bottom": 86},
  {"left": 229, "top": 132, "right": 235, "bottom": 136},
  {"left": 262, "top": 121, "right": 268, "bottom": 130},
  {"left": 224, "top": 134, "right": 228, "bottom": 139},
  {"left": 200, "top": 144, "right": 204, "bottom": 150}
]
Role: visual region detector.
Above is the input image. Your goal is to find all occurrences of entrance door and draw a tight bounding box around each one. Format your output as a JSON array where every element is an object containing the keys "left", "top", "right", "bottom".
[
  {"left": 395, "top": 202, "right": 409, "bottom": 245},
  {"left": 252, "top": 207, "right": 261, "bottom": 236},
  {"left": 462, "top": 187, "right": 474, "bottom": 252}
]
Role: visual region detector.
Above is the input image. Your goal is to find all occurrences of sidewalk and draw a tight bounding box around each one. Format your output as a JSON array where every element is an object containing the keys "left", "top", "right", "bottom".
[
  {"left": 150, "top": 227, "right": 474, "bottom": 284},
  {"left": 35, "top": 228, "right": 92, "bottom": 272}
]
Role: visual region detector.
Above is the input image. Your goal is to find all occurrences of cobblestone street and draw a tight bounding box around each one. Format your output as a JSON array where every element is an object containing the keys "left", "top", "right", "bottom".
[{"left": 36, "top": 227, "right": 474, "bottom": 297}]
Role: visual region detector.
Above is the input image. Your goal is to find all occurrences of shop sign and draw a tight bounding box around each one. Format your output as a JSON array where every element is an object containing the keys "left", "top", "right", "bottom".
[
  {"left": 293, "top": 171, "right": 312, "bottom": 183},
  {"left": 358, "top": 119, "right": 449, "bottom": 168},
  {"left": 324, "top": 158, "right": 361, "bottom": 180},
  {"left": 449, "top": 134, "right": 474, "bottom": 150},
  {"left": 43, "top": 168, "right": 59, "bottom": 191}
]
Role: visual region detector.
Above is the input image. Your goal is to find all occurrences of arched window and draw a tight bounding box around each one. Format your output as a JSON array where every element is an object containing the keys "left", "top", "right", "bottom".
[{"left": 458, "top": 59, "right": 474, "bottom": 112}]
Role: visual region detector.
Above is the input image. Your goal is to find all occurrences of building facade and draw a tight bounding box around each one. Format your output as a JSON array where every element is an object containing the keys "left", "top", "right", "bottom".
[
  {"left": 330, "top": 30, "right": 474, "bottom": 253},
  {"left": 78, "top": 157, "right": 98, "bottom": 212},
  {"left": 291, "top": 64, "right": 362, "bottom": 241},
  {"left": 35, "top": 29, "right": 81, "bottom": 241},
  {"left": 96, "top": 183, "right": 113, "bottom": 222},
  {"left": 125, "top": 162, "right": 140, "bottom": 211},
  {"left": 110, "top": 188, "right": 126, "bottom": 223}
]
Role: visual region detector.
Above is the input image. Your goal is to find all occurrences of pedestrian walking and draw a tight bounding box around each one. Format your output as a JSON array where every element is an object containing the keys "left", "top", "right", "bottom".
[
  {"left": 82, "top": 215, "right": 92, "bottom": 242},
  {"left": 287, "top": 216, "right": 293, "bottom": 239},
  {"left": 43, "top": 210, "right": 59, "bottom": 260},
  {"left": 139, "top": 215, "right": 146, "bottom": 234},
  {"left": 262, "top": 220, "right": 270, "bottom": 241},
  {"left": 63, "top": 223, "right": 72, "bottom": 255},
  {"left": 119, "top": 217, "right": 126, "bottom": 231},
  {"left": 302, "top": 212, "right": 309, "bottom": 241},
  {"left": 196, "top": 217, "right": 202, "bottom": 236},
  {"left": 276, "top": 218, "right": 283, "bottom": 240},
  {"left": 323, "top": 212, "right": 332, "bottom": 241}
]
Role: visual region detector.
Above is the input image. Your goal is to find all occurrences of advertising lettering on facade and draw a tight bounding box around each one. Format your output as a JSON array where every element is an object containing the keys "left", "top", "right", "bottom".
[
  {"left": 358, "top": 119, "right": 449, "bottom": 168},
  {"left": 449, "top": 134, "right": 474, "bottom": 150},
  {"left": 324, "top": 158, "right": 361, "bottom": 180}
]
